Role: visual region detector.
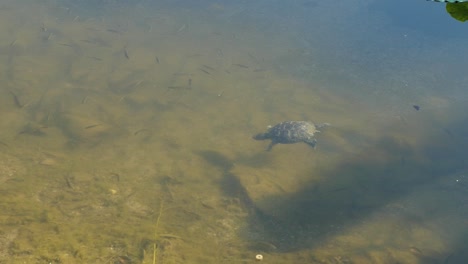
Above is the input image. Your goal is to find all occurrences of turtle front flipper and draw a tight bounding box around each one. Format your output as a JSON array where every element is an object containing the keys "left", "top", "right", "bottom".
[
  {"left": 265, "top": 141, "right": 277, "bottom": 151},
  {"left": 304, "top": 138, "right": 317, "bottom": 148}
]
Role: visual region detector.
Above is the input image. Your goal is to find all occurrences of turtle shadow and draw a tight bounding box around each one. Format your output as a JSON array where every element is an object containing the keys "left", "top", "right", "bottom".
[
  {"left": 196, "top": 150, "right": 265, "bottom": 208},
  {"left": 197, "top": 118, "right": 468, "bottom": 261},
  {"left": 239, "top": 124, "right": 468, "bottom": 258},
  {"left": 198, "top": 149, "right": 273, "bottom": 169}
]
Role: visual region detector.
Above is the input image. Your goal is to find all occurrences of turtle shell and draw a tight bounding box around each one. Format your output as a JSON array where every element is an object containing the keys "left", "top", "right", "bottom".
[
  {"left": 253, "top": 121, "right": 327, "bottom": 151},
  {"left": 266, "top": 121, "right": 317, "bottom": 144}
]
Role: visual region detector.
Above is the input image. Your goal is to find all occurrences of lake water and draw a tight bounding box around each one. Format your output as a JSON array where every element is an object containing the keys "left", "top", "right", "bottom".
[{"left": 0, "top": 0, "right": 467, "bottom": 263}]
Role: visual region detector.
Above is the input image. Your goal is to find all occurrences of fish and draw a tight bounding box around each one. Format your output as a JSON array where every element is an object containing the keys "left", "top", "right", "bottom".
[
  {"left": 8, "top": 90, "right": 22, "bottom": 108},
  {"left": 427, "top": 0, "right": 468, "bottom": 2},
  {"left": 123, "top": 46, "right": 130, "bottom": 59},
  {"left": 167, "top": 86, "right": 191, "bottom": 90},
  {"left": 86, "top": 56, "right": 102, "bottom": 61},
  {"left": 413, "top": 105, "right": 420, "bottom": 111},
  {"left": 199, "top": 68, "right": 210, "bottom": 74},
  {"left": 84, "top": 124, "right": 101, "bottom": 129},
  {"left": 232, "top": 63, "right": 249, "bottom": 68},
  {"left": 202, "top": 65, "right": 215, "bottom": 71},
  {"left": 107, "top": 28, "right": 122, "bottom": 34}
]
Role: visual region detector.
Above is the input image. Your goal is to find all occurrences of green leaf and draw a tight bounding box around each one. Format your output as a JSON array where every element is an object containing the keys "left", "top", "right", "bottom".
[{"left": 446, "top": 2, "right": 468, "bottom": 22}]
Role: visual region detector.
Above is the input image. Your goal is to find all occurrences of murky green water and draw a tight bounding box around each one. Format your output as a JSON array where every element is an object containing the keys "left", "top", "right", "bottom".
[{"left": 0, "top": 0, "right": 467, "bottom": 263}]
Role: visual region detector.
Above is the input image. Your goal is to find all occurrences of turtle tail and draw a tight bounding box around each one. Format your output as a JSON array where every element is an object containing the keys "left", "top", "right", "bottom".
[{"left": 253, "top": 133, "right": 269, "bottom": 140}]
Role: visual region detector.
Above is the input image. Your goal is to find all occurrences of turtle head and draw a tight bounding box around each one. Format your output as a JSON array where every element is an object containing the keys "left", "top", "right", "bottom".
[{"left": 253, "top": 133, "right": 269, "bottom": 140}]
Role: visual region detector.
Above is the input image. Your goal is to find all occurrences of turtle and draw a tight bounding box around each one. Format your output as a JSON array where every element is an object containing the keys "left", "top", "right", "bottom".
[{"left": 253, "top": 121, "right": 330, "bottom": 151}]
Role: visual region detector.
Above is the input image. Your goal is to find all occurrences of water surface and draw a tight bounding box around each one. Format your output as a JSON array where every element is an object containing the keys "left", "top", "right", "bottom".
[{"left": 0, "top": 0, "right": 467, "bottom": 263}]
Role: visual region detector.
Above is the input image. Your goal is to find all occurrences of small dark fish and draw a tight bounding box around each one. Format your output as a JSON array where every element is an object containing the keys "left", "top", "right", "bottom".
[
  {"left": 86, "top": 56, "right": 102, "bottom": 61},
  {"left": 188, "top": 78, "right": 192, "bottom": 88},
  {"left": 134, "top": 128, "right": 150, "bottom": 136},
  {"left": 107, "top": 28, "right": 122, "bottom": 34},
  {"left": 8, "top": 90, "right": 22, "bottom": 108},
  {"left": 233, "top": 63, "right": 249, "bottom": 68},
  {"left": 165, "top": 85, "right": 191, "bottom": 95},
  {"left": 155, "top": 56, "right": 160, "bottom": 64},
  {"left": 59, "top": 43, "right": 74, "bottom": 47},
  {"left": 64, "top": 174, "right": 75, "bottom": 189},
  {"left": 413, "top": 105, "right": 420, "bottom": 111},
  {"left": 202, "top": 65, "right": 215, "bottom": 71},
  {"left": 167, "top": 86, "right": 190, "bottom": 90},
  {"left": 199, "top": 68, "right": 210, "bottom": 75},
  {"left": 124, "top": 46, "right": 130, "bottom": 60},
  {"left": 84, "top": 124, "right": 101, "bottom": 129}
]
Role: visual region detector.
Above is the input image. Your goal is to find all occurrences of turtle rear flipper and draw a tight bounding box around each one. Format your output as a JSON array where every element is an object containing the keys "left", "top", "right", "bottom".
[{"left": 315, "top": 123, "right": 331, "bottom": 129}]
